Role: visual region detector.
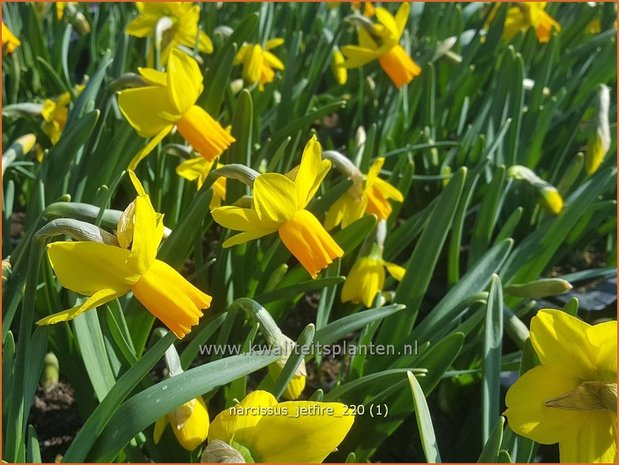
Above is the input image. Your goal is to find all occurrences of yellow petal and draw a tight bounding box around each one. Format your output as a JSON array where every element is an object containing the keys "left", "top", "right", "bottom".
[
  {"left": 587, "top": 320, "right": 617, "bottom": 383},
  {"left": 530, "top": 310, "right": 599, "bottom": 379},
  {"left": 324, "top": 189, "right": 367, "bottom": 230},
  {"left": 341, "top": 44, "right": 381, "bottom": 68},
  {"left": 341, "top": 256, "right": 384, "bottom": 307},
  {"left": 383, "top": 261, "right": 406, "bottom": 281},
  {"left": 117, "top": 86, "right": 179, "bottom": 137},
  {"left": 394, "top": 2, "right": 410, "bottom": 39},
  {"left": 47, "top": 242, "right": 139, "bottom": 295},
  {"left": 211, "top": 205, "right": 277, "bottom": 232},
  {"left": 127, "top": 193, "right": 164, "bottom": 275},
  {"left": 375, "top": 7, "right": 399, "bottom": 39},
  {"left": 128, "top": 170, "right": 147, "bottom": 196},
  {"left": 128, "top": 125, "right": 174, "bottom": 171},
  {"left": 176, "top": 157, "right": 213, "bottom": 189},
  {"left": 504, "top": 364, "right": 584, "bottom": 444},
  {"left": 167, "top": 49, "right": 203, "bottom": 114},
  {"left": 263, "top": 50, "right": 285, "bottom": 71},
  {"left": 198, "top": 31, "right": 214, "bottom": 53},
  {"left": 559, "top": 411, "right": 617, "bottom": 463},
  {"left": 138, "top": 67, "right": 167, "bottom": 87},
  {"left": 222, "top": 230, "right": 274, "bottom": 248},
  {"left": 253, "top": 173, "right": 299, "bottom": 224},
  {"left": 247, "top": 401, "right": 354, "bottom": 462},
  {"left": 170, "top": 396, "right": 210, "bottom": 451},
  {"left": 153, "top": 417, "right": 168, "bottom": 444},
  {"left": 209, "top": 390, "right": 278, "bottom": 445},
  {"left": 265, "top": 37, "right": 284, "bottom": 50},
  {"left": 37, "top": 287, "right": 126, "bottom": 325},
  {"left": 243, "top": 44, "right": 264, "bottom": 85},
  {"left": 125, "top": 14, "right": 157, "bottom": 37},
  {"left": 295, "top": 136, "right": 331, "bottom": 208}
]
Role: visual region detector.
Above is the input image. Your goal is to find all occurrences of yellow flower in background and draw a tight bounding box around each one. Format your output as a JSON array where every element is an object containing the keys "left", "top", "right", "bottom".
[
  {"left": 176, "top": 158, "right": 227, "bottom": 209},
  {"left": 126, "top": 2, "right": 213, "bottom": 63},
  {"left": 331, "top": 48, "right": 348, "bottom": 85},
  {"left": 500, "top": 3, "right": 561, "bottom": 43},
  {"left": 325, "top": 157, "right": 403, "bottom": 230},
  {"left": 341, "top": 253, "right": 405, "bottom": 307},
  {"left": 585, "top": 17, "right": 601, "bottom": 35},
  {"left": 234, "top": 39, "right": 285, "bottom": 90},
  {"left": 342, "top": 2, "right": 421, "bottom": 88},
  {"left": 268, "top": 361, "right": 306, "bottom": 400},
  {"left": 352, "top": 1, "right": 376, "bottom": 18},
  {"left": 208, "top": 390, "right": 354, "bottom": 462},
  {"left": 41, "top": 92, "right": 71, "bottom": 146},
  {"left": 118, "top": 49, "right": 235, "bottom": 170},
  {"left": 2, "top": 23, "right": 21, "bottom": 53},
  {"left": 37, "top": 171, "right": 211, "bottom": 339},
  {"left": 505, "top": 310, "right": 617, "bottom": 462},
  {"left": 154, "top": 396, "right": 210, "bottom": 451},
  {"left": 212, "top": 136, "right": 343, "bottom": 279}
]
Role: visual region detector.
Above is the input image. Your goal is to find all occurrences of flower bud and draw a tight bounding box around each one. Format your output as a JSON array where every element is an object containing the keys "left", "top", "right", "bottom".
[
  {"left": 585, "top": 84, "right": 610, "bottom": 175},
  {"left": 505, "top": 278, "right": 572, "bottom": 298},
  {"left": 201, "top": 440, "right": 246, "bottom": 463},
  {"left": 40, "top": 352, "right": 59, "bottom": 392}
]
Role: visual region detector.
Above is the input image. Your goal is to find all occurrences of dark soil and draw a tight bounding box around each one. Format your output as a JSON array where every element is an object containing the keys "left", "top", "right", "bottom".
[{"left": 29, "top": 382, "right": 82, "bottom": 463}]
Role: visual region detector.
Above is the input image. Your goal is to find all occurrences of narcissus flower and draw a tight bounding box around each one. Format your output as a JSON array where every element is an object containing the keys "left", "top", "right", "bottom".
[
  {"left": 212, "top": 136, "right": 343, "bottom": 279},
  {"left": 126, "top": 2, "right": 213, "bottom": 63},
  {"left": 235, "top": 39, "right": 285, "bottom": 90},
  {"left": 341, "top": 248, "right": 405, "bottom": 307},
  {"left": 207, "top": 390, "right": 354, "bottom": 463},
  {"left": 267, "top": 335, "right": 307, "bottom": 400},
  {"left": 342, "top": 2, "right": 421, "bottom": 87},
  {"left": 2, "top": 23, "right": 20, "bottom": 53},
  {"left": 155, "top": 396, "right": 210, "bottom": 451},
  {"left": 325, "top": 157, "right": 403, "bottom": 230},
  {"left": 176, "top": 157, "right": 226, "bottom": 209},
  {"left": 505, "top": 310, "right": 617, "bottom": 463},
  {"left": 118, "top": 49, "right": 235, "bottom": 170},
  {"left": 491, "top": 3, "right": 561, "bottom": 43},
  {"left": 37, "top": 171, "right": 211, "bottom": 339},
  {"left": 507, "top": 165, "right": 564, "bottom": 215}
]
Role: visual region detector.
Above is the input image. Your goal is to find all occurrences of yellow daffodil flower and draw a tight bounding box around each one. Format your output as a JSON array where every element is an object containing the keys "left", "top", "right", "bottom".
[
  {"left": 118, "top": 49, "right": 235, "bottom": 170},
  {"left": 491, "top": 3, "right": 561, "bottom": 44},
  {"left": 325, "top": 157, "right": 403, "bottom": 230},
  {"left": 342, "top": 3, "right": 421, "bottom": 88},
  {"left": 268, "top": 360, "right": 306, "bottom": 400},
  {"left": 341, "top": 251, "right": 405, "bottom": 307},
  {"left": 37, "top": 171, "right": 211, "bottom": 339},
  {"left": 212, "top": 136, "right": 343, "bottom": 279},
  {"left": 208, "top": 390, "right": 354, "bottom": 462},
  {"left": 234, "top": 39, "right": 285, "bottom": 90},
  {"left": 126, "top": 2, "right": 213, "bottom": 64},
  {"left": 331, "top": 48, "right": 348, "bottom": 85},
  {"left": 352, "top": 1, "right": 376, "bottom": 18},
  {"left": 2, "top": 23, "right": 21, "bottom": 54},
  {"left": 504, "top": 310, "right": 617, "bottom": 463},
  {"left": 154, "top": 396, "right": 210, "bottom": 451},
  {"left": 176, "top": 158, "right": 227, "bottom": 209},
  {"left": 41, "top": 92, "right": 72, "bottom": 145}
]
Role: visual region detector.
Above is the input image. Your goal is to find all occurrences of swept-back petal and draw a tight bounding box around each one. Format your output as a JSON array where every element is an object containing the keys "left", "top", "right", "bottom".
[
  {"left": 266, "top": 38, "right": 284, "bottom": 50},
  {"left": 587, "top": 320, "right": 617, "bottom": 382},
  {"left": 167, "top": 49, "right": 204, "bottom": 114},
  {"left": 247, "top": 401, "right": 354, "bottom": 462},
  {"left": 253, "top": 173, "right": 298, "bottom": 224},
  {"left": 341, "top": 44, "right": 382, "bottom": 68},
  {"left": 176, "top": 157, "right": 213, "bottom": 189},
  {"left": 530, "top": 310, "right": 598, "bottom": 379},
  {"left": 263, "top": 51, "right": 285, "bottom": 71},
  {"left": 128, "top": 125, "right": 174, "bottom": 170},
  {"left": 138, "top": 67, "right": 167, "bottom": 87},
  {"left": 37, "top": 287, "right": 126, "bottom": 325},
  {"left": 47, "top": 241, "right": 139, "bottom": 294},
  {"left": 375, "top": 7, "right": 399, "bottom": 39},
  {"left": 383, "top": 261, "right": 406, "bottom": 281},
  {"left": 504, "top": 364, "right": 584, "bottom": 444},
  {"left": 128, "top": 194, "right": 164, "bottom": 274},
  {"left": 295, "top": 136, "right": 331, "bottom": 208},
  {"left": 559, "top": 410, "right": 617, "bottom": 463},
  {"left": 212, "top": 205, "right": 277, "bottom": 232},
  {"left": 118, "top": 86, "right": 179, "bottom": 137},
  {"left": 209, "top": 390, "right": 279, "bottom": 445},
  {"left": 394, "top": 2, "right": 410, "bottom": 39}
]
